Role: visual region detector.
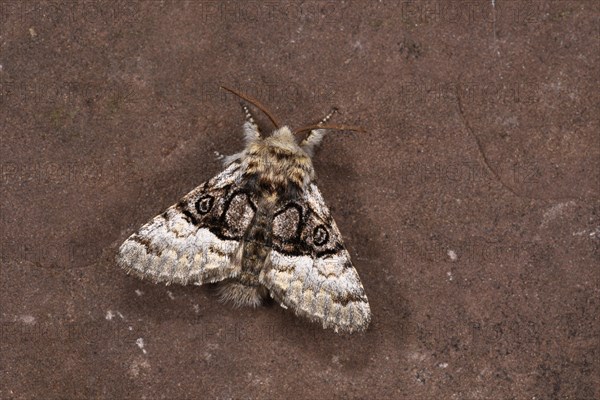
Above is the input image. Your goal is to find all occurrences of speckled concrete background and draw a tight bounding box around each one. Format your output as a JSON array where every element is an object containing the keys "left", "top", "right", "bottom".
[{"left": 1, "top": 1, "right": 598, "bottom": 399}]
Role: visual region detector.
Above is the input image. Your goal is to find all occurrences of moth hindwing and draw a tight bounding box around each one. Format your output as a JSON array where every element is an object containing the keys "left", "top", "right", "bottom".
[{"left": 117, "top": 86, "right": 370, "bottom": 333}]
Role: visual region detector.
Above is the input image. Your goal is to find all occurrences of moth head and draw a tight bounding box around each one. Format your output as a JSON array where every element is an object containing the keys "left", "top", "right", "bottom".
[
  {"left": 263, "top": 126, "right": 306, "bottom": 155},
  {"left": 269, "top": 126, "right": 295, "bottom": 142}
]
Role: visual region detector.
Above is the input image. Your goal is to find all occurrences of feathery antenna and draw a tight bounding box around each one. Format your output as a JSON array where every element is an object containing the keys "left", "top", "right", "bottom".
[
  {"left": 220, "top": 85, "right": 281, "bottom": 129},
  {"left": 294, "top": 124, "right": 365, "bottom": 136}
]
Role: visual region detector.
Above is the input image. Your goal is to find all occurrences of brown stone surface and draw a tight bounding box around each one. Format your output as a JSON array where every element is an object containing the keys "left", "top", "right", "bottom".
[{"left": 1, "top": 1, "right": 599, "bottom": 399}]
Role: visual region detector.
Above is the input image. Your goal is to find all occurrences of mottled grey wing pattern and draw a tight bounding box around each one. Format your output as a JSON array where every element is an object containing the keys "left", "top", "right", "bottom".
[
  {"left": 117, "top": 163, "right": 256, "bottom": 285},
  {"left": 260, "top": 183, "right": 371, "bottom": 333}
]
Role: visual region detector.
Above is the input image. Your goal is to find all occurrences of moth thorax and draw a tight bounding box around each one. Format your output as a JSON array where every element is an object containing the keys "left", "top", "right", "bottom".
[{"left": 246, "top": 148, "right": 314, "bottom": 195}]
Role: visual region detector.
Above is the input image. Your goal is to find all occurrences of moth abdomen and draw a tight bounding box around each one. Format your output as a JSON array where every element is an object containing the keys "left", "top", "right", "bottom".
[
  {"left": 217, "top": 279, "right": 269, "bottom": 308},
  {"left": 241, "top": 200, "right": 274, "bottom": 273}
]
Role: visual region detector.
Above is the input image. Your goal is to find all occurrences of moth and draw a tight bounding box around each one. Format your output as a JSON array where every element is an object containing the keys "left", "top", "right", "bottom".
[{"left": 117, "top": 86, "right": 371, "bottom": 333}]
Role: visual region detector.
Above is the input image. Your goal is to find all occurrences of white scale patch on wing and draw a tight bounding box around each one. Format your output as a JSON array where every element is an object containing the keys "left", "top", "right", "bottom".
[
  {"left": 208, "top": 162, "right": 241, "bottom": 188},
  {"left": 118, "top": 209, "right": 241, "bottom": 285},
  {"left": 260, "top": 249, "right": 371, "bottom": 333}
]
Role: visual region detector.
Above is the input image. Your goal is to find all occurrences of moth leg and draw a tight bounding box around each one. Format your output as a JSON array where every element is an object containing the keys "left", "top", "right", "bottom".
[
  {"left": 241, "top": 102, "right": 261, "bottom": 142},
  {"left": 300, "top": 107, "right": 338, "bottom": 157}
]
